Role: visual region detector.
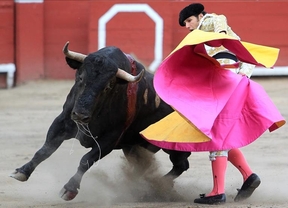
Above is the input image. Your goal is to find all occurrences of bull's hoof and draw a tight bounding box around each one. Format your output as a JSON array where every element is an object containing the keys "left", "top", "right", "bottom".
[
  {"left": 59, "top": 187, "right": 78, "bottom": 201},
  {"left": 10, "top": 170, "right": 28, "bottom": 182}
]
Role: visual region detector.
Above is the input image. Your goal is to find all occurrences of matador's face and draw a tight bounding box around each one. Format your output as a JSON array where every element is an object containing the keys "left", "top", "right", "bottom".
[{"left": 184, "top": 14, "right": 203, "bottom": 31}]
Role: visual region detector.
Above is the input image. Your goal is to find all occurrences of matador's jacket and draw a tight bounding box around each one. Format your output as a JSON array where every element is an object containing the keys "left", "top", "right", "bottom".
[{"left": 197, "top": 13, "right": 255, "bottom": 77}]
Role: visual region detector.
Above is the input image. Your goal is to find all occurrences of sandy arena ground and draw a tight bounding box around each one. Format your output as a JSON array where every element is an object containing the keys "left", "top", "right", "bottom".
[{"left": 0, "top": 77, "right": 287, "bottom": 208}]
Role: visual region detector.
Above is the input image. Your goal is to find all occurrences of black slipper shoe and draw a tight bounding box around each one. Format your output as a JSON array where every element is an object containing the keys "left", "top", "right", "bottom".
[
  {"left": 234, "top": 173, "right": 261, "bottom": 202},
  {"left": 194, "top": 193, "right": 226, "bottom": 205}
]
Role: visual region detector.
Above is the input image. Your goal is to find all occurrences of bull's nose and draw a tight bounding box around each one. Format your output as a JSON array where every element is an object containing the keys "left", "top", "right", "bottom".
[{"left": 71, "top": 111, "right": 91, "bottom": 124}]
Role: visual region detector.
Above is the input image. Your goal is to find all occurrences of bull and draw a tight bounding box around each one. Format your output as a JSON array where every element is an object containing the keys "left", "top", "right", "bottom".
[{"left": 11, "top": 42, "right": 191, "bottom": 201}]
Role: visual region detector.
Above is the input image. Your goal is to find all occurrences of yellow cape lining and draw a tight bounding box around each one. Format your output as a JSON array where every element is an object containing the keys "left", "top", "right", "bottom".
[
  {"left": 140, "top": 111, "right": 211, "bottom": 143},
  {"left": 169, "top": 30, "right": 279, "bottom": 68}
]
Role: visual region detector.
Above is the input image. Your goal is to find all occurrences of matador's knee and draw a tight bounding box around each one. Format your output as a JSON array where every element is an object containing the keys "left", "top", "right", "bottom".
[{"left": 209, "top": 150, "right": 229, "bottom": 161}]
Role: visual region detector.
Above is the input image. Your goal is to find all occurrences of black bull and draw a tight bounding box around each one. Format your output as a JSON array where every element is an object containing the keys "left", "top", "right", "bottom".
[{"left": 11, "top": 42, "right": 191, "bottom": 201}]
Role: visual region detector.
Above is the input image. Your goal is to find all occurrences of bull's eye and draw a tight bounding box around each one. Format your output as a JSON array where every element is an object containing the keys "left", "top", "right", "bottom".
[
  {"left": 78, "top": 73, "right": 84, "bottom": 82},
  {"left": 76, "top": 72, "right": 83, "bottom": 82}
]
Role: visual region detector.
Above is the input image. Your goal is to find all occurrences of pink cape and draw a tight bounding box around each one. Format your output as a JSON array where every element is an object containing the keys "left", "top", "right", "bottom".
[{"left": 142, "top": 38, "right": 285, "bottom": 152}]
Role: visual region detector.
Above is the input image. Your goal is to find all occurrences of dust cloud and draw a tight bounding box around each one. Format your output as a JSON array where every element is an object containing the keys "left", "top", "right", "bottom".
[{"left": 77, "top": 146, "right": 186, "bottom": 206}]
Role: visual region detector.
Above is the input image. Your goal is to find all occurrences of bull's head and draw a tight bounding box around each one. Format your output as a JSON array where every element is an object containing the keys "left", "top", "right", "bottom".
[{"left": 63, "top": 42, "right": 144, "bottom": 124}]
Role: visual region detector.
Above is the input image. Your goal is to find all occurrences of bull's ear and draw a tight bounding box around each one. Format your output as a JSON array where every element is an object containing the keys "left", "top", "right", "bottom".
[{"left": 65, "top": 57, "right": 82, "bottom": 70}]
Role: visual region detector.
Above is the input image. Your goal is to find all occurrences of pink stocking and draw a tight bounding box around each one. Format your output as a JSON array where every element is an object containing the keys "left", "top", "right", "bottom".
[
  {"left": 207, "top": 156, "right": 227, "bottom": 196},
  {"left": 228, "top": 148, "right": 253, "bottom": 181}
]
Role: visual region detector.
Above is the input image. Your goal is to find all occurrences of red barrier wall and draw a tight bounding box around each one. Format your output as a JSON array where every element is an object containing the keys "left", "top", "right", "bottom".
[
  {"left": 43, "top": 0, "right": 90, "bottom": 79},
  {"left": 1, "top": 0, "right": 287, "bottom": 87},
  {"left": 15, "top": 2, "right": 44, "bottom": 83},
  {"left": 0, "top": 0, "right": 14, "bottom": 88},
  {"left": 0, "top": 0, "right": 14, "bottom": 63}
]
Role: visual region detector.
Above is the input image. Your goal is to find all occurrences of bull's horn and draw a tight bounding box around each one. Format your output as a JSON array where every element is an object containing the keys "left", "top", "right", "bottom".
[
  {"left": 116, "top": 68, "right": 144, "bottom": 82},
  {"left": 63, "top": 41, "right": 87, "bottom": 63}
]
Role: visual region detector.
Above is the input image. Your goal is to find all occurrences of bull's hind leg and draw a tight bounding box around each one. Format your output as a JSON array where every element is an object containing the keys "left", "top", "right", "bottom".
[
  {"left": 122, "top": 145, "right": 159, "bottom": 176},
  {"left": 10, "top": 115, "right": 76, "bottom": 181},
  {"left": 164, "top": 150, "right": 191, "bottom": 179}
]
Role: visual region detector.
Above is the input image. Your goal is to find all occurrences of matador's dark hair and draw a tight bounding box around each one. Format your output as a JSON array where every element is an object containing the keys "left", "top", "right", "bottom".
[{"left": 179, "top": 3, "right": 206, "bottom": 26}]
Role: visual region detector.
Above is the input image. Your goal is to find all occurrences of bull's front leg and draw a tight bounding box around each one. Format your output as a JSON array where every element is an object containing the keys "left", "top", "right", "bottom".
[
  {"left": 10, "top": 114, "right": 76, "bottom": 182},
  {"left": 59, "top": 142, "right": 113, "bottom": 201}
]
